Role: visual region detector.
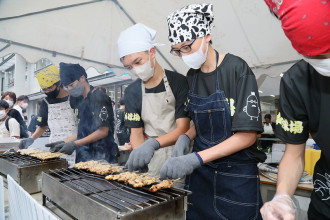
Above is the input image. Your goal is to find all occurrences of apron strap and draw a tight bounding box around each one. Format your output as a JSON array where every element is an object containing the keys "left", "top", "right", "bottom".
[
  {"left": 215, "top": 50, "right": 221, "bottom": 91},
  {"left": 43, "top": 97, "right": 49, "bottom": 105},
  {"left": 191, "top": 50, "right": 221, "bottom": 92}
]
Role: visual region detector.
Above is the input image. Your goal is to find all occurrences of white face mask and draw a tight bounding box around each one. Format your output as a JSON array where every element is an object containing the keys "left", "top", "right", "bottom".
[
  {"left": 130, "top": 52, "right": 155, "bottom": 82},
  {"left": 21, "top": 103, "right": 28, "bottom": 109},
  {"left": 0, "top": 110, "right": 7, "bottom": 120},
  {"left": 303, "top": 57, "right": 330, "bottom": 77},
  {"left": 182, "top": 37, "right": 209, "bottom": 70},
  {"left": 5, "top": 100, "right": 13, "bottom": 108}
]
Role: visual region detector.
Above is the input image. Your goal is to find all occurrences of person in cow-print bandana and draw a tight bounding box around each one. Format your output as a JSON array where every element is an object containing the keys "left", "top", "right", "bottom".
[{"left": 161, "top": 3, "right": 265, "bottom": 220}]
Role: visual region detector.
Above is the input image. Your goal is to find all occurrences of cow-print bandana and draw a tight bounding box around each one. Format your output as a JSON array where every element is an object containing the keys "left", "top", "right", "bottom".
[{"left": 167, "top": 3, "right": 214, "bottom": 45}]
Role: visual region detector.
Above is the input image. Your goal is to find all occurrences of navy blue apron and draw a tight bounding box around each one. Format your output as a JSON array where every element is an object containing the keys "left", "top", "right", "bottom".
[
  {"left": 76, "top": 97, "right": 118, "bottom": 163},
  {"left": 184, "top": 52, "right": 263, "bottom": 220}
]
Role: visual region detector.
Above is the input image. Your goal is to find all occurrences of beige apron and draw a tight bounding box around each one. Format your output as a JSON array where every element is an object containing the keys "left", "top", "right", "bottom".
[
  {"left": 45, "top": 97, "right": 78, "bottom": 167},
  {"left": 141, "top": 71, "right": 176, "bottom": 177}
]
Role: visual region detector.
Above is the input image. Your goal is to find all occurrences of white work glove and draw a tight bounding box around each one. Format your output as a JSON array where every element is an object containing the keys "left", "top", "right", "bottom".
[
  {"left": 260, "top": 193, "right": 296, "bottom": 220},
  {"left": 171, "top": 134, "right": 191, "bottom": 157}
]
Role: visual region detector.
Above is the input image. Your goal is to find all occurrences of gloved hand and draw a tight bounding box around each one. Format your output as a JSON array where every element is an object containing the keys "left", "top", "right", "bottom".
[
  {"left": 57, "top": 141, "right": 77, "bottom": 155},
  {"left": 260, "top": 193, "right": 296, "bottom": 220},
  {"left": 172, "top": 134, "right": 191, "bottom": 157},
  {"left": 160, "top": 153, "right": 201, "bottom": 180},
  {"left": 125, "top": 138, "right": 160, "bottom": 172},
  {"left": 18, "top": 138, "right": 34, "bottom": 149},
  {"left": 45, "top": 141, "right": 65, "bottom": 152}
]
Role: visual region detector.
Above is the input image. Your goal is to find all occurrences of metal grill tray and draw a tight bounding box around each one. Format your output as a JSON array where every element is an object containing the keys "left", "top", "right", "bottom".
[
  {"left": 0, "top": 152, "right": 68, "bottom": 193},
  {"left": 42, "top": 168, "right": 190, "bottom": 220}
]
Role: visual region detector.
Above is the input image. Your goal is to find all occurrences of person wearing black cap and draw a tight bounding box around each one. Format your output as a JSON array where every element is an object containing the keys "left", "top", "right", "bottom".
[
  {"left": 161, "top": 3, "right": 265, "bottom": 219},
  {"left": 0, "top": 100, "right": 20, "bottom": 139},
  {"left": 54, "top": 62, "right": 118, "bottom": 163}
]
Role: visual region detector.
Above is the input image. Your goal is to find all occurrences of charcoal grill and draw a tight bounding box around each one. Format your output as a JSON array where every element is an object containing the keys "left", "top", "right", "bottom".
[
  {"left": 42, "top": 168, "right": 190, "bottom": 220},
  {"left": 0, "top": 152, "right": 68, "bottom": 193}
]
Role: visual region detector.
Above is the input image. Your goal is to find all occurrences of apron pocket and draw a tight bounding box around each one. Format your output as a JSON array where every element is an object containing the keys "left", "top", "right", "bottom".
[
  {"left": 213, "top": 165, "right": 260, "bottom": 220},
  {"left": 194, "top": 108, "right": 227, "bottom": 145}
]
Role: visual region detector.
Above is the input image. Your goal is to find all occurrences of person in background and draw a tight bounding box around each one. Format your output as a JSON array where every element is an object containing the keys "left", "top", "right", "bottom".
[
  {"left": 1, "top": 91, "right": 28, "bottom": 138},
  {"left": 161, "top": 4, "right": 265, "bottom": 219},
  {"left": 261, "top": 1, "right": 330, "bottom": 219},
  {"left": 14, "top": 95, "right": 29, "bottom": 120},
  {"left": 111, "top": 100, "right": 117, "bottom": 127},
  {"left": 22, "top": 109, "right": 28, "bottom": 123},
  {"left": 260, "top": 114, "right": 276, "bottom": 151},
  {"left": 0, "top": 100, "right": 20, "bottom": 139},
  {"left": 263, "top": 114, "right": 275, "bottom": 134},
  {"left": 54, "top": 62, "right": 118, "bottom": 163},
  {"left": 116, "top": 97, "right": 130, "bottom": 146},
  {"left": 18, "top": 65, "right": 79, "bottom": 166},
  {"left": 117, "top": 23, "right": 190, "bottom": 176},
  {"left": 27, "top": 99, "right": 48, "bottom": 137}
]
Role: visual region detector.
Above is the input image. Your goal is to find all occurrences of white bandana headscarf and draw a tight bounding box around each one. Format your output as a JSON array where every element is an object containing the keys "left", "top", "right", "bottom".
[
  {"left": 167, "top": 3, "right": 214, "bottom": 45},
  {"left": 117, "top": 23, "right": 164, "bottom": 58}
]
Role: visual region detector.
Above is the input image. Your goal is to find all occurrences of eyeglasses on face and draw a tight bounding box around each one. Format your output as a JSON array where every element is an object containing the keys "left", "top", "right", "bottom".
[{"left": 170, "top": 39, "right": 196, "bottom": 56}]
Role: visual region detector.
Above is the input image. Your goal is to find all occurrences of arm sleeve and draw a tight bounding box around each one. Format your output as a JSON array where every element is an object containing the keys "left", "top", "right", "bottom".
[
  {"left": 231, "top": 64, "right": 263, "bottom": 133},
  {"left": 8, "top": 118, "right": 20, "bottom": 137},
  {"left": 124, "top": 82, "right": 144, "bottom": 128},
  {"left": 169, "top": 72, "right": 190, "bottom": 119},
  {"left": 92, "top": 91, "right": 114, "bottom": 130},
  {"left": 274, "top": 76, "right": 309, "bottom": 144},
  {"left": 36, "top": 100, "right": 49, "bottom": 127}
]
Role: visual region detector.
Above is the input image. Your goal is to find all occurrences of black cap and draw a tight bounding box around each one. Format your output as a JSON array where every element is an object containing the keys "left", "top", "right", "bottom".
[{"left": 59, "top": 62, "right": 87, "bottom": 86}]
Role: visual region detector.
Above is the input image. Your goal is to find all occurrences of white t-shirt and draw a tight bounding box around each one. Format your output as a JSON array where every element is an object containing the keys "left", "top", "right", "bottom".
[
  {"left": 263, "top": 123, "right": 274, "bottom": 134},
  {"left": 13, "top": 105, "right": 24, "bottom": 119},
  {"left": 0, "top": 117, "right": 20, "bottom": 138}
]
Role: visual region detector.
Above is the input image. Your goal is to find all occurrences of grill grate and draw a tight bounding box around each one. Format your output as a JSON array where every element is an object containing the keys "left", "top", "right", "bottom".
[
  {"left": 45, "top": 168, "right": 187, "bottom": 214},
  {"left": 0, "top": 152, "right": 60, "bottom": 165}
]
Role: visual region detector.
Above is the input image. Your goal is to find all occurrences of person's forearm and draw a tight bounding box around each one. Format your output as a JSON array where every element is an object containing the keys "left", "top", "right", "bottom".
[
  {"left": 155, "top": 118, "right": 190, "bottom": 148},
  {"left": 276, "top": 143, "right": 305, "bottom": 196},
  {"left": 31, "top": 126, "right": 48, "bottom": 140},
  {"left": 130, "top": 129, "right": 145, "bottom": 149},
  {"left": 64, "top": 133, "right": 77, "bottom": 142},
  {"left": 185, "top": 124, "right": 196, "bottom": 140},
  {"left": 198, "top": 131, "right": 257, "bottom": 163},
  {"left": 74, "top": 127, "right": 108, "bottom": 147}
]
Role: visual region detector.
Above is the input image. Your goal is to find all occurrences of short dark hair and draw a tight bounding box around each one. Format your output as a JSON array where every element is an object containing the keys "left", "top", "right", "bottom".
[
  {"left": 1, "top": 91, "right": 16, "bottom": 104},
  {"left": 0, "top": 100, "right": 9, "bottom": 109},
  {"left": 264, "top": 114, "right": 271, "bottom": 120},
  {"left": 119, "top": 97, "right": 125, "bottom": 105},
  {"left": 17, "top": 95, "right": 29, "bottom": 102}
]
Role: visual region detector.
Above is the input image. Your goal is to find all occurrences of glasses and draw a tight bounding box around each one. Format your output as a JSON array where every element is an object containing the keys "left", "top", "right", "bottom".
[{"left": 170, "top": 39, "right": 196, "bottom": 56}]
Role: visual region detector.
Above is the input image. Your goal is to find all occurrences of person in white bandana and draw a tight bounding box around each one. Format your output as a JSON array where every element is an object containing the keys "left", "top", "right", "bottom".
[
  {"left": 261, "top": 1, "right": 330, "bottom": 219},
  {"left": 117, "top": 23, "right": 190, "bottom": 178}
]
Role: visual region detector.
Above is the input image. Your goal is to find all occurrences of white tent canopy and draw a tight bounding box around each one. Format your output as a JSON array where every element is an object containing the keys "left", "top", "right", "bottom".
[{"left": 0, "top": 0, "right": 302, "bottom": 80}]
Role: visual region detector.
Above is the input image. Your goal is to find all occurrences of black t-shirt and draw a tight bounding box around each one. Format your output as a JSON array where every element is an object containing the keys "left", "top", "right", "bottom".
[
  {"left": 80, "top": 86, "right": 114, "bottom": 131},
  {"left": 275, "top": 60, "right": 330, "bottom": 152},
  {"left": 124, "top": 69, "right": 189, "bottom": 128},
  {"left": 187, "top": 53, "right": 264, "bottom": 161},
  {"left": 187, "top": 53, "right": 263, "bottom": 133},
  {"left": 37, "top": 95, "right": 80, "bottom": 127},
  {"left": 275, "top": 60, "right": 330, "bottom": 214}
]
